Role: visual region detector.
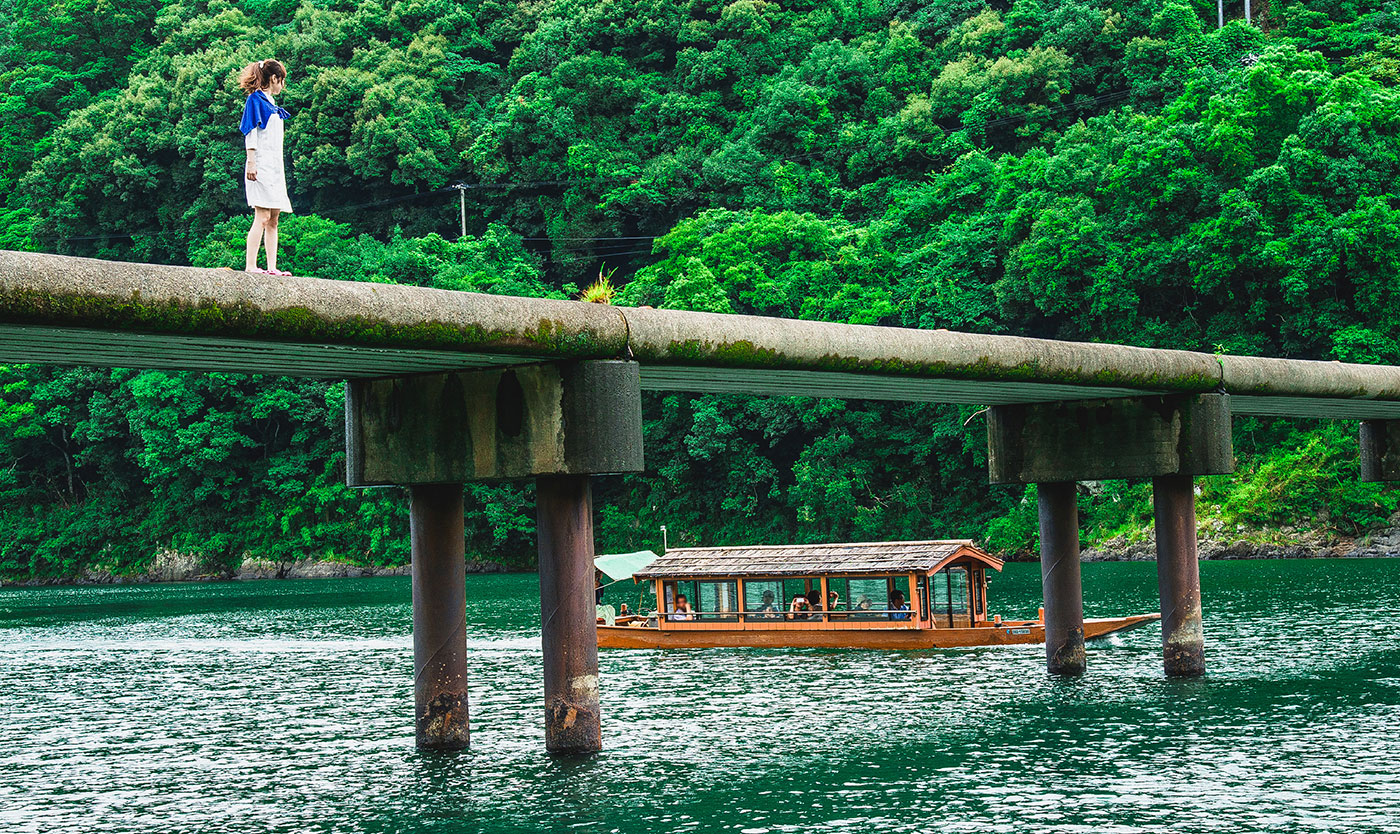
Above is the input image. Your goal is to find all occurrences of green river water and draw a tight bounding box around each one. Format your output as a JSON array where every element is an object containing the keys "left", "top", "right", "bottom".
[{"left": 2, "top": 559, "right": 1398, "bottom": 833}]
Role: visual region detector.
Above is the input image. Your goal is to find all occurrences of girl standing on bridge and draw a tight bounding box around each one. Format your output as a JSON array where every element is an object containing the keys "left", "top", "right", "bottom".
[{"left": 238, "top": 60, "right": 293, "bottom": 275}]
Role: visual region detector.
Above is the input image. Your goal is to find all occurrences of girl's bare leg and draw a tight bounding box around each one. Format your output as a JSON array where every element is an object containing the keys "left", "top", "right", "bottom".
[
  {"left": 245, "top": 208, "right": 269, "bottom": 270},
  {"left": 265, "top": 209, "right": 281, "bottom": 272}
]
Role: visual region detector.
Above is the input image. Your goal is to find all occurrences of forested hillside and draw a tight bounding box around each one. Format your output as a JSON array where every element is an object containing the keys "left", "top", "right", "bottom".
[{"left": 2, "top": 0, "right": 1399, "bottom": 579}]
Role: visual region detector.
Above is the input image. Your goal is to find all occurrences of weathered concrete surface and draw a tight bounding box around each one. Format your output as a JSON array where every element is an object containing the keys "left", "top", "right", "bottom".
[
  {"left": 1037, "top": 482, "right": 1085, "bottom": 676},
  {"left": 619, "top": 305, "right": 1222, "bottom": 390},
  {"left": 0, "top": 250, "right": 628, "bottom": 360},
  {"left": 1154, "top": 474, "right": 1205, "bottom": 677},
  {"left": 536, "top": 475, "right": 603, "bottom": 753},
  {"left": 346, "top": 361, "right": 643, "bottom": 485},
  {"left": 987, "top": 394, "right": 1233, "bottom": 484},
  {"left": 411, "top": 484, "right": 471, "bottom": 750},
  {"left": 1221, "top": 355, "right": 1400, "bottom": 400},
  {"left": 1360, "top": 421, "right": 1400, "bottom": 482},
  {"left": 7, "top": 250, "right": 1400, "bottom": 417}
]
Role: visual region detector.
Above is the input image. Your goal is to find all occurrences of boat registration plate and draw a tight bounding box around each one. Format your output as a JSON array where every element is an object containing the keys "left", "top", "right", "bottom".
[{"left": 1007, "top": 628, "right": 1031, "bottom": 635}]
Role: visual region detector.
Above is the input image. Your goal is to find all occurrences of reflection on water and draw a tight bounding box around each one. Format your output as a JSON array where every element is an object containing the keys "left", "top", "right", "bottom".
[{"left": 2, "top": 560, "right": 1399, "bottom": 833}]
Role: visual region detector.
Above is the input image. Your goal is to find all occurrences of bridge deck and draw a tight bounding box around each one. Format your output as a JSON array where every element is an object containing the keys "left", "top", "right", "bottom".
[{"left": 3, "top": 250, "right": 1398, "bottom": 419}]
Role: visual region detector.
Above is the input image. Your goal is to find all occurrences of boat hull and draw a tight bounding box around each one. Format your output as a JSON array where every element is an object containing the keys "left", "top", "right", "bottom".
[{"left": 597, "top": 614, "right": 1160, "bottom": 650}]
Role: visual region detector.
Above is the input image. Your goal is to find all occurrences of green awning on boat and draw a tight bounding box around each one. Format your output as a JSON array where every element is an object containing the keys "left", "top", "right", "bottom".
[{"left": 594, "top": 550, "right": 658, "bottom": 583}]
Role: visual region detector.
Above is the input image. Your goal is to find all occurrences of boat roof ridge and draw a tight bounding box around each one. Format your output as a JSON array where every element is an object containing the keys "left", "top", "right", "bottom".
[{"left": 664, "top": 538, "right": 974, "bottom": 553}]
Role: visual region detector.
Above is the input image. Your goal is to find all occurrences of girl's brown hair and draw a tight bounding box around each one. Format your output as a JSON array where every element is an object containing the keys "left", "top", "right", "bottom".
[{"left": 237, "top": 59, "right": 286, "bottom": 93}]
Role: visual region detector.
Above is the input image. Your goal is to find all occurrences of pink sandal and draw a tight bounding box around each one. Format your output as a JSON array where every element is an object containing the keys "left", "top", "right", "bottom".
[
  {"left": 268, "top": 268, "right": 293, "bottom": 277},
  {"left": 247, "top": 266, "right": 270, "bottom": 274}
]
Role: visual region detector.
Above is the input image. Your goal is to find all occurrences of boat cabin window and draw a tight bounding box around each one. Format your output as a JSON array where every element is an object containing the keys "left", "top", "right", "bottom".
[
  {"left": 743, "top": 580, "right": 784, "bottom": 618},
  {"left": 949, "top": 568, "right": 969, "bottom": 614},
  {"left": 663, "top": 580, "right": 698, "bottom": 619},
  {"left": 782, "top": 578, "right": 811, "bottom": 606},
  {"left": 931, "top": 567, "right": 970, "bottom": 624},
  {"left": 847, "top": 578, "right": 890, "bottom": 620},
  {"left": 697, "top": 580, "right": 739, "bottom": 622},
  {"left": 826, "top": 577, "right": 849, "bottom": 609}
]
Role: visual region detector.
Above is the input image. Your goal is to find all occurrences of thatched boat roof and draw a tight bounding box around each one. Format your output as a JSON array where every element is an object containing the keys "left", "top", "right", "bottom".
[{"left": 633, "top": 540, "right": 1002, "bottom": 579}]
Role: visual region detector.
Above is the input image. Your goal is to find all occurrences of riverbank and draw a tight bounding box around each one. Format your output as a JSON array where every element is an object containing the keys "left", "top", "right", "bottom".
[
  {"left": 1076, "top": 521, "right": 1400, "bottom": 562},
  {"left": 0, "top": 550, "right": 512, "bottom": 587},
  {"left": 5, "top": 525, "right": 1400, "bottom": 586}
]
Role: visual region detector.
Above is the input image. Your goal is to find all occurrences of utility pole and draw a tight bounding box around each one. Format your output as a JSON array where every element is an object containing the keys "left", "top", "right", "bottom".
[
  {"left": 1218, "top": 0, "right": 1224, "bottom": 28},
  {"left": 1245, "top": 0, "right": 1251, "bottom": 24},
  {"left": 451, "top": 183, "right": 468, "bottom": 239}
]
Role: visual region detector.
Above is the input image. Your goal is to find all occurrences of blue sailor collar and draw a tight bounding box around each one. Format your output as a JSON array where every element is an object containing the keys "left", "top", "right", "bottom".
[{"left": 240, "top": 90, "right": 291, "bottom": 135}]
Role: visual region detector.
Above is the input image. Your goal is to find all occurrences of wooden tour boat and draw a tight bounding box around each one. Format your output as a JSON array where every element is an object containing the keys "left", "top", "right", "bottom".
[{"left": 596, "top": 540, "right": 1158, "bottom": 650}]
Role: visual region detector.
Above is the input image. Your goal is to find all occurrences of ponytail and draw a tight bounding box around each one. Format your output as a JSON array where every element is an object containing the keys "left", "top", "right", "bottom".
[{"left": 237, "top": 59, "right": 286, "bottom": 93}]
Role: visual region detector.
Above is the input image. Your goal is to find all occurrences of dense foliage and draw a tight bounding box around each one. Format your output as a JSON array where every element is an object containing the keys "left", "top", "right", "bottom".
[{"left": 2, "top": 0, "right": 1399, "bottom": 578}]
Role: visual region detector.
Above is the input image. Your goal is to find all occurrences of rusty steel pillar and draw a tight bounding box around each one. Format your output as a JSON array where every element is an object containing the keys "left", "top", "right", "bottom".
[
  {"left": 1153, "top": 473, "right": 1205, "bottom": 677},
  {"left": 536, "top": 474, "right": 602, "bottom": 754},
  {"left": 410, "top": 483, "right": 470, "bottom": 749},
  {"left": 1037, "top": 481, "right": 1085, "bottom": 676}
]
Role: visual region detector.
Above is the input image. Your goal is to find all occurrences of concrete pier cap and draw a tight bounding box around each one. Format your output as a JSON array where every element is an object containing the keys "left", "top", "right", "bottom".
[
  {"left": 345, "top": 360, "right": 644, "bottom": 486},
  {"left": 987, "top": 394, "right": 1235, "bottom": 485}
]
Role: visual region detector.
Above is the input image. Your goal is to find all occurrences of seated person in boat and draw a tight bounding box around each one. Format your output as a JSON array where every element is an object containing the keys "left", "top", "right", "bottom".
[
  {"left": 753, "top": 590, "right": 781, "bottom": 619},
  {"left": 788, "top": 594, "right": 814, "bottom": 620},
  {"left": 670, "top": 594, "right": 695, "bottom": 621},
  {"left": 855, "top": 596, "right": 872, "bottom": 611},
  {"left": 619, "top": 603, "right": 630, "bottom": 616},
  {"left": 889, "top": 591, "right": 911, "bottom": 621},
  {"left": 825, "top": 589, "right": 849, "bottom": 619}
]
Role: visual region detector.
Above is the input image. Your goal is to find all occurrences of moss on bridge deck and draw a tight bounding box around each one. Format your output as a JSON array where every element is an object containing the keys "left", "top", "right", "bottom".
[{"left": 4, "top": 249, "right": 1400, "bottom": 417}]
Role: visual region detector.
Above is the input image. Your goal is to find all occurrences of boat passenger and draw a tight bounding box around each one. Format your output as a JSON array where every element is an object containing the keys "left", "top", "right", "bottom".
[
  {"left": 855, "top": 596, "right": 872, "bottom": 611},
  {"left": 889, "top": 591, "right": 911, "bottom": 621},
  {"left": 806, "top": 589, "right": 825, "bottom": 620},
  {"left": 788, "top": 595, "right": 814, "bottom": 620},
  {"left": 753, "top": 590, "right": 780, "bottom": 619},
  {"left": 670, "top": 594, "right": 695, "bottom": 621},
  {"left": 619, "top": 603, "right": 630, "bottom": 616}
]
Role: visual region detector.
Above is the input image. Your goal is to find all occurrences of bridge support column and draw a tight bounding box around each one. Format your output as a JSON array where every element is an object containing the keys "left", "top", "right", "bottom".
[
  {"left": 1037, "top": 481, "right": 1085, "bottom": 676},
  {"left": 989, "top": 394, "right": 1232, "bottom": 677},
  {"left": 1153, "top": 474, "right": 1205, "bottom": 676},
  {"left": 410, "top": 483, "right": 470, "bottom": 749},
  {"left": 536, "top": 474, "right": 602, "bottom": 753},
  {"left": 1360, "top": 421, "right": 1400, "bottom": 482},
  {"left": 348, "top": 360, "right": 642, "bottom": 753}
]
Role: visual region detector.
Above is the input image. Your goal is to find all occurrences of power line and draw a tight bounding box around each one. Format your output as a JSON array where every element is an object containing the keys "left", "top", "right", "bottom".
[
  {"left": 551, "top": 248, "right": 656, "bottom": 259},
  {"left": 455, "top": 175, "right": 638, "bottom": 191},
  {"left": 522, "top": 235, "right": 657, "bottom": 241},
  {"left": 26, "top": 230, "right": 164, "bottom": 241},
  {"left": 314, "top": 187, "right": 456, "bottom": 215}
]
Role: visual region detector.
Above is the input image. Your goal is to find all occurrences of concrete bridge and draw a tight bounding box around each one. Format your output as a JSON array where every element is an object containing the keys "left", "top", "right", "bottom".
[{"left": 6, "top": 249, "right": 1400, "bottom": 752}]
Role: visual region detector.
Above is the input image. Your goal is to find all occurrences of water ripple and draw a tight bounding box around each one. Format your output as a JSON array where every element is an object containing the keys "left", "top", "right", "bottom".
[{"left": 1, "top": 562, "right": 1398, "bottom": 833}]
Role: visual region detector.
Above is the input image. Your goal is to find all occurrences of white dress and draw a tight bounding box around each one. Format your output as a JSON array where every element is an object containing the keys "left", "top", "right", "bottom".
[{"left": 244, "top": 96, "right": 293, "bottom": 212}]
